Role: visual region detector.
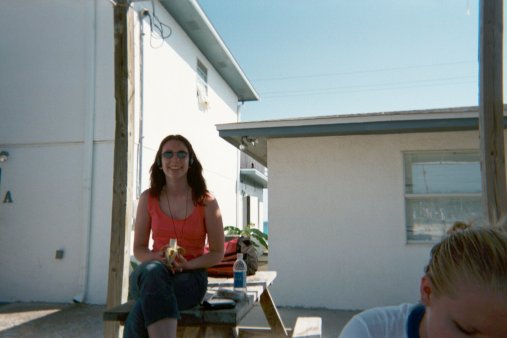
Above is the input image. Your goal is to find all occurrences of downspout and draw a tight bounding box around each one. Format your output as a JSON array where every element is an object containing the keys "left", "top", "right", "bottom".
[
  {"left": 236, "top": 101, "right": 244, "bottom": 228},
  {"left": 74, "top": 0, "right": 97, "bottom": 303},
  {"left": 136, "top": 9, "right": 147, "bottom": 199}
]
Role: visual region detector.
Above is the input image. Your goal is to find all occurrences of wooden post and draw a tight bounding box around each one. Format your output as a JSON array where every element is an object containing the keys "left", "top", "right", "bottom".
[
  {"left": 479, "top": 0, "right": 507, "bottom": 227},
  {"left": 105, "top": 1, "right": 135, "bottom": 337}
]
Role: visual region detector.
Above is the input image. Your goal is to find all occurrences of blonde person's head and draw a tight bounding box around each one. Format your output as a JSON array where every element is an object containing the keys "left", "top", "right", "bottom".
[{"left": 424, "top": 222, "right": 507, "bottom": 298}]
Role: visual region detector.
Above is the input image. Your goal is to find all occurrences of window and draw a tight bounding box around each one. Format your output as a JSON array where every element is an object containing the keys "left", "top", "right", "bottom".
[
  {"left": 404, "top": 150, "right": 483, "bottom": 243},
  {"left": 196, "top": 60, "right": 209, "bottom": 111}
]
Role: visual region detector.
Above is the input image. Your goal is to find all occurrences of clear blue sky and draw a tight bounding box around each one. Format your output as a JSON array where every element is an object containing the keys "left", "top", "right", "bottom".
[{"left": 198, "top": 0, "right": 504, "bottom": 122}]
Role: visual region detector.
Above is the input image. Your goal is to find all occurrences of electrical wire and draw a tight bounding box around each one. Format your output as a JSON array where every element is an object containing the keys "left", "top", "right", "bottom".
[
  {"left": 260, "top": 75, "right": 477, "bottom": 99},
  {"left": 252, "top": 60, "right": 479, "bottom": 82},
  {"left": 137, "top": 0, "right": 172, "bottom": 48}
]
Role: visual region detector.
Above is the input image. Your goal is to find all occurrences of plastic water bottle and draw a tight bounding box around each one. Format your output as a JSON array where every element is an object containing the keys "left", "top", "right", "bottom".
[{"left": 233, "top": 253, "right": 247, "bottom": 294}]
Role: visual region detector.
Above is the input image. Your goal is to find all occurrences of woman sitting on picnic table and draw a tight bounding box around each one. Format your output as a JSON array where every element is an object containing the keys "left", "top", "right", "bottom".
[
  {"left": 124, "top": 134, "right": 224, "bottom": 338},
  {"left": 339, "top": 221, "right": 507, "bottom": 338}
]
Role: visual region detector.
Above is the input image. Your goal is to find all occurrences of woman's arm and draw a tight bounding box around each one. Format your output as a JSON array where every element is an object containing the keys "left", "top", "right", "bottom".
[
  {"left": 177, "top": 194, "right": 224, "bottom": 271},
  {"left": 133, "top": 191, "right": 164, "bottom": 263}
]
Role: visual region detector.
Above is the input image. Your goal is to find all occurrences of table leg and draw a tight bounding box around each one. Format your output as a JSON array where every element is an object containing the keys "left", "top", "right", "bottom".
[{"left": 259, "top": 288, "right": 288, "bottom": 336}]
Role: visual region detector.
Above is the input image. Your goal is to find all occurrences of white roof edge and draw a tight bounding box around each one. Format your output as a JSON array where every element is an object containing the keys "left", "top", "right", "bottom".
[
  {"left": 158, "top": 0, "right": 259, "bottom": 101},
  {"left": 188, "top": 1, "right": 258, "bottom": 98},
  {"left": 217, "top": 105, "right": 496, "bottom": 130}
]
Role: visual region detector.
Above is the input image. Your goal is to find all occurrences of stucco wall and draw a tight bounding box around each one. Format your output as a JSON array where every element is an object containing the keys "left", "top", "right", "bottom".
[
  {"left": 0, "top": 1, "right": 114, "bottom": 301},
  {"left": 267, "top": 130, "right": 501, "bottom": 310},
  {"left": 0, "top": 0, "right": 243, "bottom": 304},
  {"left": 133, "top": 1, "right": 240, "bottom": 228},
  {"left": 0, "top": 0, "right": 115, "bottom": 303}
]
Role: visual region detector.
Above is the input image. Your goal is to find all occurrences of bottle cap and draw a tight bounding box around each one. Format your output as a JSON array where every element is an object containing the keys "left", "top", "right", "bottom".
[{"left": 237, "top": 253, "right": 243, "bottom": 259}]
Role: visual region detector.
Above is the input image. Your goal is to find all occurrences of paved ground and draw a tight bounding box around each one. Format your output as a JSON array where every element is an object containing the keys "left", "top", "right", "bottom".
[
  {"left": 0, "top": 301, "right": 358, "bottom": 337},
  {"left": 0, "top": 302, "right": 104, "bottom": 338},
  {"left": 0, "top": 254, "right": 359, "bottom": 337}
]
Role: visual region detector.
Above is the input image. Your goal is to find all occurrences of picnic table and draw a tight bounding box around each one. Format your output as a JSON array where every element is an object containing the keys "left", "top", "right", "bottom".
[{"left": 103, "top": 270, "right": 321, "bottom": 337}]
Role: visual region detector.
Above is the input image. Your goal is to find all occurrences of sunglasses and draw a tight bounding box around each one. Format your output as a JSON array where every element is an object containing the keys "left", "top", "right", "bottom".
[{"left": 161, "top": 150, "right": 188, "bottom": 159}]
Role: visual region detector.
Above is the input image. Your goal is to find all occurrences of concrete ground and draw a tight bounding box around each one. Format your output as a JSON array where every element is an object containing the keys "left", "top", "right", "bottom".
[{"left": 0, "top": 301, "right": 358, "bottom": 337}]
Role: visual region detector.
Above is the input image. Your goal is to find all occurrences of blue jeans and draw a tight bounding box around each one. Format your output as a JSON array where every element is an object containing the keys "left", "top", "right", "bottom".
[{"left": 123, "top": 260, "right": 208, "bottom": 338}]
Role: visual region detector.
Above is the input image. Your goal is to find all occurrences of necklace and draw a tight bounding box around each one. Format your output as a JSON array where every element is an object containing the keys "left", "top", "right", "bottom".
[{"left": 165, "top": 187, "right": 189, "bottom": 241}]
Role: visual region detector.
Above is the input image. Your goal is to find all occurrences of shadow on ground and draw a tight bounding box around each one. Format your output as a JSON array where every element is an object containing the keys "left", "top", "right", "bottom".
[
  {"left": 0, "top": 302, "right": 358, "bottom": 337},
  {"left": 0, "top": 302, "right": 105, "bottom": 338}
]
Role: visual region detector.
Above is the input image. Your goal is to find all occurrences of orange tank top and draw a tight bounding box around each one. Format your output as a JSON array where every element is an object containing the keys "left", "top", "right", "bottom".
[{"left": 148, "top": 194, "right": 207, "bottom": 260}]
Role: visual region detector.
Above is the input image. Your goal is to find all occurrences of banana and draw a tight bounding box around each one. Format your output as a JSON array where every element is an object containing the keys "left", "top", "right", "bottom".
[{"left": 165, "top": 238, "right": 185, "bottom": 267}]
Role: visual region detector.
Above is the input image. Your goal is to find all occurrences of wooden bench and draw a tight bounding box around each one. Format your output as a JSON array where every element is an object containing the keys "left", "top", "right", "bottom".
[{"left": 103, "top": 271, "right": 321, "bottom": 337}]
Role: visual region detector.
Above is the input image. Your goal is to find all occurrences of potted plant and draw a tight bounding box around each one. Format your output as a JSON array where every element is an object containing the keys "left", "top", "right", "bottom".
[{"left": 224, "top": 223, "right": 268, "bottom": 254}]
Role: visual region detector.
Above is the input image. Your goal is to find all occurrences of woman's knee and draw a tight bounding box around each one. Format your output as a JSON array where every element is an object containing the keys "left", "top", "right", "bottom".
[
  {"left": 136, "top": 260, "right": 173, "bottom": 286},
  {"left": 143, "top": 260, "right": 167, "bottom": 273}
]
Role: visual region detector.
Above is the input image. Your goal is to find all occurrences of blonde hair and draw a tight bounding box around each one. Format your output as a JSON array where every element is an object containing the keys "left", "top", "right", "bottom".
[{"left": 425, "top": 222, "right": 507, "bottom": 297}]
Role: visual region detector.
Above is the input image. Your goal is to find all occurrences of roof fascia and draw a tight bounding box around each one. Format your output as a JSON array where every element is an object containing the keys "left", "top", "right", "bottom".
[
  {"left": 159, "top": 0, "right": 259, "bottom": 101},
  {"left": 219, "top": 117, "right": 507, "bottom": 139}
]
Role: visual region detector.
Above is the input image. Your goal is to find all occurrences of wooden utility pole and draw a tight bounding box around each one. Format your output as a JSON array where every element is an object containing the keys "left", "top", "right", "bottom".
[
  {"left": 479, "top": 0, "right": 507, "bottom": 227},
  {"left": 104, "top": 1, "right": 135, "bottom": 337}
]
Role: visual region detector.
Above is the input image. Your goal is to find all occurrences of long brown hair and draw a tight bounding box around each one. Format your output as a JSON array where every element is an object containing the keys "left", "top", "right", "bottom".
[{"left": 149, "top": 134, "right": 208, "bottom": 205}]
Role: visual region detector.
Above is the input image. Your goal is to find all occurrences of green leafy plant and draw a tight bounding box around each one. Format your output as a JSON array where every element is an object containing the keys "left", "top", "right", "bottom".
[{"left": 224, "top": 223, "right": 268, "bottom": 250}]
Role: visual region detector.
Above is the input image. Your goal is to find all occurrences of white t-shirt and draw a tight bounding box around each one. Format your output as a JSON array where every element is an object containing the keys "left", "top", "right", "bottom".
[{"left": 339, "top": 303, "right": 417, "bottom": 338}]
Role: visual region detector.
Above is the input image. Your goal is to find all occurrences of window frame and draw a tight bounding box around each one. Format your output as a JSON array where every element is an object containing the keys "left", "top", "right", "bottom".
[
  {"left": 196, "top": 59, "right": 208, "bottom": 93},
  {"left": 403, "top": 149, "right": 483, "bottom": 244},
  {"left": 196, "top": 59, "right": 209, "bottom": 111}
]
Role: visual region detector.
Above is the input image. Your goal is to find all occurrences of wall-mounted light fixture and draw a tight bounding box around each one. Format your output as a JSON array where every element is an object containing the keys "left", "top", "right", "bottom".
[
  {"left": 239, "top": 136, "right": 258, "bottom": 151},
  {"left": 0, "top": 151, "right": 9, "bottom": 163}
]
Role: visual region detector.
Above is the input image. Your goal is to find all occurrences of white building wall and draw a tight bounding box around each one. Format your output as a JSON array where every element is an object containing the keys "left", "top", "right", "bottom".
[
  {"left": 268, "top": 130, "right": 501, "bottom": 310},
  {"left": 0, "top": 0, "right": 242, "bottom": 304},
  {"left": 0, "top": 0, "right": 115, "bottom": 303},
  {"left": 133, "top": 1, "right": 240, "bottom": 228}
]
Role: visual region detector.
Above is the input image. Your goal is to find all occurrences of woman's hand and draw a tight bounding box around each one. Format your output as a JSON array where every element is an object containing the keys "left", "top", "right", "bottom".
[
  {"left": 171, "top": 254, "right": 189, "bottom": 273},
  {"left": 154, "top": 247, "right": 167, "bottom": 262}
]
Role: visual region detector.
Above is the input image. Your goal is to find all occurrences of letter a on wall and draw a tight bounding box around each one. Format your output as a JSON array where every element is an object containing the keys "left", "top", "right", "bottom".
[
  {"left": 1, "top": 168, "right": 13, "bottom": 203},
  {"left": 3, "top": 191, "right": 13, "bottom": 203}
]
